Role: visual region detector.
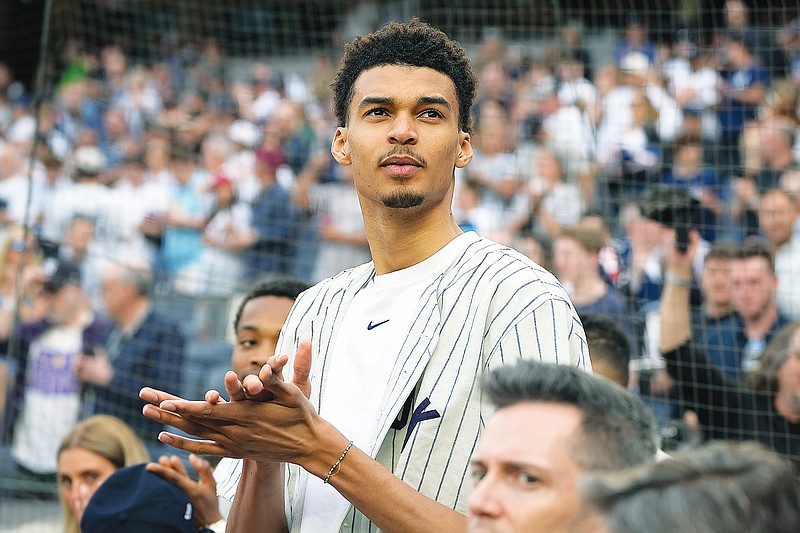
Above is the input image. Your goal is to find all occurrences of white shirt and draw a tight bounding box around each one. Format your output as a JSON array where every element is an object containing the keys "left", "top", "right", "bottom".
[{"left": 300, "top": 234, "right": 471, "bottom": 531}]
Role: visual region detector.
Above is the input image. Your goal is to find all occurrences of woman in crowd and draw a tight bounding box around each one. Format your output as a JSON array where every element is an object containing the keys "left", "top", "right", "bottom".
[{"left": 56, "top": 414, "right": 150, "bottom": 533}]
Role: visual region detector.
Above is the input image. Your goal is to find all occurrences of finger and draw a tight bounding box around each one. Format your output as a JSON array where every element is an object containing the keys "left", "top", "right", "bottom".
[
  {"left": 257, "top": 364, "right": 301, "bottom": 403},
  {"left": 189, "top": 454, "right": 217, "bottom": 488},
  {"left": 242, "top": 373, "right": 266, "bottom": 397},
  {"left": 266, "top": 353, "right": 289, "bottom": 381},
  {"left": 168, "top": 454, "right": 189, "bottom": 477},
  {"left": 143, "top": 403, "right": 229, "bottom": 442},
  {"left": 158, "top": 431, "right": 234, "bottom": 457},
  {"left": 205, "top": 389, "right": 226, "bottom": 404},
  {"left": 224, "top": 371, "right": 247, "bottom": 401},
  {"left": 140, "top": 387, "right": 185, "bottom": 405},
  {"left": 146, "top": 462, "right": 195, "bottom": 492},
  {"left": 293, "top": 340, "right": 313, "bottom": 398}
]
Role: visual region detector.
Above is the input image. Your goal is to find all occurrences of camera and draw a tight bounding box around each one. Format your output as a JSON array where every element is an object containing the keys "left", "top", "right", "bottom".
[{"left": 640, "top": 184, "right": 702, "bottom": 253}]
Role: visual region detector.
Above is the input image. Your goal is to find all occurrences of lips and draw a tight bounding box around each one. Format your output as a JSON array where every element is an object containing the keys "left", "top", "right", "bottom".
[{"left": 380, "top": 156, "right": 422, "bottom": 177}]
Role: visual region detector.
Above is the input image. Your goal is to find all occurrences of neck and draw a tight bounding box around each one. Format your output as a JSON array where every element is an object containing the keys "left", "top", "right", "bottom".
[
  {"left": 365, "top": 204, "right": 463, "bottom": 274},
  {"left": 116, "top": 297, "right": 149, "bottom": 332},
  {"left": 742, "top": 304, "right": 778, "bottom": 340},
  {"left": 705, "top": 301, "right": 733, "bottom": 319}
]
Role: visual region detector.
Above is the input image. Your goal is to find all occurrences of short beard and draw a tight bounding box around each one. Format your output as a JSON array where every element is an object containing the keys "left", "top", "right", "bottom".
[{"left": 382, "top": 191, "right": 425, "bottom": 209}]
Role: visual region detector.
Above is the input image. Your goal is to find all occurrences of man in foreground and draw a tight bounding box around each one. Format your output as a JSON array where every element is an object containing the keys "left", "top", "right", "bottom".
[
  {"left": 467, "top": 361, "right": 658, "bottom": 533},
  {"left": 141, "top": 19, "right": 588, "bottom": 532}
]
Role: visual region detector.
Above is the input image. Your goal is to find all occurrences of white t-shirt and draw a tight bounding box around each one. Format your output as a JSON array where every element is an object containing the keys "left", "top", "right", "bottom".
[
  {"left": 12, "top": 326, "right": 83, "bottom": 473},
  {"left": 299, "top": 233, "right": 476, "bottom": 532}
]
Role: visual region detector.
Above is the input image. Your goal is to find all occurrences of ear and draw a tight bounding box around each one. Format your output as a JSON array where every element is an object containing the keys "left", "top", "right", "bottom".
[
  {"left": 455, "top": 132, "right": 473, "bottom": 169},
  {"left": 331, "top": 127, "right": 352, "bottom": 166}
]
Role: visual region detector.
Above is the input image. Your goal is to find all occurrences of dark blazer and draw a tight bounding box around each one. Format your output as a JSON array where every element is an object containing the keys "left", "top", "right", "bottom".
[{"left": 89, "top": 309, "right": 185, "bottom": 443}]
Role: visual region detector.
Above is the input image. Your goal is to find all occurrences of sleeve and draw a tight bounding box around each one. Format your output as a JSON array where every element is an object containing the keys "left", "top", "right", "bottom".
[
  {"left": 662, "top": 340, "right": 747, "bottom": 440},
  {"left": 489, "top": 298, "right": 590, "bottom": 371}
]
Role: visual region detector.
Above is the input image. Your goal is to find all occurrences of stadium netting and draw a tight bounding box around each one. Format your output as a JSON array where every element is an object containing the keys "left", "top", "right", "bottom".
[{"left": 0, "top": 0, "right": 799, "bottom": 528}]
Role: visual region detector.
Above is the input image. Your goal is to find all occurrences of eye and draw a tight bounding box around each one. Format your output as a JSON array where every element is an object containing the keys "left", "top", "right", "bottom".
[
  {"left": 238, "top": 337, "right": 258, "bottom": 348},
  {"left": 419, "top": 109, "right": 443, "bottom": 119},
  {"left": 515, "top": 472, "right": 539, "bottom": 487},
  {"left": 470, "top": 468, "right": 487, "bottom": 483},
  {"left": 365, "top": 107, "right": 389, "bottom": 117},
  {"left": 59, "top": 476, "right": 72, "bottom": 490}
]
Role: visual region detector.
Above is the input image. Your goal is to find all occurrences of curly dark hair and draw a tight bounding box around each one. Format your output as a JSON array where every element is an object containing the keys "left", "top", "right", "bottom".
[{"left": 332, "top": 18, "right": 478, "bottom": 134}]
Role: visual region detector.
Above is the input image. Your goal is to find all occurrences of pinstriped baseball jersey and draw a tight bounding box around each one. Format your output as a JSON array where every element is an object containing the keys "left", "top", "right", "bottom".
[{"left": 215, "top": 232, "right": 590, "bottom": 532}]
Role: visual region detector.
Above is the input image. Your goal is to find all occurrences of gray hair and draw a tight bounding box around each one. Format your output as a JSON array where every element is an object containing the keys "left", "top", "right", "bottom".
[
  {"left": 580, "top": 441, "right": 800, "bottom": 533},
  {"left": 483, "top": 361, "right": 658, "bottom": 471}
]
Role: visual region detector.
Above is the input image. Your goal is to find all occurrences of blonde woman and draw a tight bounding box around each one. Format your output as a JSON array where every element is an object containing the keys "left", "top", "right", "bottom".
[{"left": 56, "top": 415, "right": 150, "bottom": 533}]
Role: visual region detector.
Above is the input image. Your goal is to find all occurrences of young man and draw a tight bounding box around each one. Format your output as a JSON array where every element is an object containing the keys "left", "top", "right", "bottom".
[
  {"left": 146, "top": 276, "right": 310, "bottom": 533},
  {"left": 467, "top": 361, "right": 657, "bottom": 533},
  {"left": 141, "top": 19, "right": 588, "bottom": 532}
]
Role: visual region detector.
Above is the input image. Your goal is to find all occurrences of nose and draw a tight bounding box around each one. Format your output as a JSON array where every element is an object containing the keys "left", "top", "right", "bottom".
[
  {"left": 467, "top": 474, "right": 503, "bottom": 519},
  {"left": 387, "top": 114, "right": 417, "bottom": 145}
]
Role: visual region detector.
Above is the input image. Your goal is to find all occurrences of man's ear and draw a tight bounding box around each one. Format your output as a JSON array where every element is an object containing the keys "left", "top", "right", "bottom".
[
  {"left": 331, "top": 127, "right": 352, "bottom": 166},
  {"left": 456, "top": 132, "right": 473, "bottom": 168}
]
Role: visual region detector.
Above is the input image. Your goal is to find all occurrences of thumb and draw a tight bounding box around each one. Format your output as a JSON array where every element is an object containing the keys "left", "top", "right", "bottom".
[{"left": 293, "top": 339, "right": 312, "bottom": 399}]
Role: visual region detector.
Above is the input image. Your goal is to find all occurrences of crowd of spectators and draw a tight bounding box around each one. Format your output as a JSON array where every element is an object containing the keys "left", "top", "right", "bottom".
[{"left": 1, "top": 0, "right": 800, "bottom": 495}]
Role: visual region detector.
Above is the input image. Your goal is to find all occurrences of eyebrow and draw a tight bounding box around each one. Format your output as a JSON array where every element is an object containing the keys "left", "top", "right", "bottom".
[
  {"left": 470, "top": 458, "right": 545, "bottom": 472},
  {"left": 357, "top": 95, "right": 452, "bottom": 110}
]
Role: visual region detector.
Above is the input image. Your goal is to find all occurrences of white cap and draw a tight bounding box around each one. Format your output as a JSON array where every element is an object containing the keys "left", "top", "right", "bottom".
[
  {"left": 227, "top": 120, "right": 262, "bottom": 149},
  {"left": 74, "top": 145, "right": 106, "bottom": 175}
]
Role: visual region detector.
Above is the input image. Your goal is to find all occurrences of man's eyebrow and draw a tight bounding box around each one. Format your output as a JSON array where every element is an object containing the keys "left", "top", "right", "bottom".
[
  {"left": 357, "top": 96, "right": 395, "bottom": 108},
  {"left": 418, "top": 96, "right": 451, "bottom": 109},
  {"left": 356, "top": 95, "right": 452, "bottom": 110}
]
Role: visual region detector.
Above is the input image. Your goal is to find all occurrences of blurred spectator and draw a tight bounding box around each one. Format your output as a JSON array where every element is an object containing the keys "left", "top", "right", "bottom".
[
  {"left": 197, "top": 172, "right": 254, "bottom": 295},
  {"left": 512, "top": 147, "right": 584, "bottom": 243},
  {"left": 77, "top": 260, "right": 185, "bottom": 448},
  {"left": 558, "top": 20, "right": 593, "bottom": 81},
  {"left": 658, "top": 231, "right": 800, "bottom": 458},
  {"left": 0, "top": 226, "right": 47, "bottom": 330},
  {"left": 732, "top": 242, "right": 790, "bottom": 374},
  {"left": 0, "top": 261, "right": 111, "bottom": 496},
  {"left": 664, "top": 36, "right": 721, "bottom": 146},
  {"left": 460, "top": 100, "right": 524, "bottom": 240},
  {"left": 161, "top": 145, "right": 209, "bottom": 294},
  {"left": 692, "top": 242, "right": 738, "bottom": 357},
  {"left": 579, "top": 441, "right": 800, "bottom": 533},
  {"left": 110, "top": 154, "right": 170, "bottom": 270},
  {"left": 223, "top": 119, "right": 262, "bottom": 203},
  {"left": 613, "top": 12, "right": 657, "bottom": 68},
  {"left": 57, "top": 215, "right": 106, "bottom": 312},
  {"left": 41, "top": 144, "right": 113, "bottom": 259},
  {"left": 662, "top": 133, "right": 724, "bottom": 241},
  {"left": 57, "top": 415, "right": 150, "bottom": 533},
  {"left": 293, "top": 153, "right": 370, "bottom": 282},
  {"left": 717, "top": 31, "right": 768, "bottom": 176},
  {"left": 759, "top": 188, "right": 800, "bottom": 321},
  {"left": 243, "top": 147, "right": 299, "bottom": 280},
  {"left": 0, "top": 144, "right": 41, "bottom": 227},
  {"left": 552, "top": 225, "right": 635, "bottom": 345},
  {"left": 580, "top": 312, "right": 632, "bottom": 388}
]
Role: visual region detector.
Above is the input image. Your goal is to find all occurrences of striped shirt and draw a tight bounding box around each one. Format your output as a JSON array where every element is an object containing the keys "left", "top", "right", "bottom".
[{"left": 216, "top": 231, "right": 590, "bottom": 532}]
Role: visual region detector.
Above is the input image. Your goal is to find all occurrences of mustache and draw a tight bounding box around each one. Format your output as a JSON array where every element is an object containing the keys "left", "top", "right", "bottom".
[{"left": 376, "top": 147, "right": 427, "bottom": 167}]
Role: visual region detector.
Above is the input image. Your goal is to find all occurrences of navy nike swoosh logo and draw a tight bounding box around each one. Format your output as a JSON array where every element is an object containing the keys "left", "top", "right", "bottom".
[{"left": 367, "top": 319, "right": 390, "bottom": 330}]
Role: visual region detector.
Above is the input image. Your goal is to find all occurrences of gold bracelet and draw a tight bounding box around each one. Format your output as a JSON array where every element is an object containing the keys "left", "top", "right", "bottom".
[{"left": 324, "top": 441, "right": 353, "bottom": 484}]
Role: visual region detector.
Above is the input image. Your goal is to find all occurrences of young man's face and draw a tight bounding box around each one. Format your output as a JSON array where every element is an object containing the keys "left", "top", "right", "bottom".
[
  {"left": 467, "top": 402, "right": 586, "bottom": 533},
  {"left": 701, "top": 257, "right": 732, "bottom": 309},
  {"left": 730, "top": 256, "right": 777, "bottom": 321},
  {"left": 231, "top": 295, "right": 296, "bottom": 380},
  {"left": 331, "top": 65, "right": 472, "bottom": 214}
]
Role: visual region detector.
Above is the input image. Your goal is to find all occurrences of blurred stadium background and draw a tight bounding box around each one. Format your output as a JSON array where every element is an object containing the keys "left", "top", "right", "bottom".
[{"left": 1, "top": 0, "right": 799, "bottom": 530}]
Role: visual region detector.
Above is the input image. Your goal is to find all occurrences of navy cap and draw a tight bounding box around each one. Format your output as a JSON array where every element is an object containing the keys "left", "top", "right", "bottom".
[
  {"left": 43, "top": 260, "right": 82, "bottom": 293},
  {"left": 80, "top": 464, "right": 196, "bottom": 533}
]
